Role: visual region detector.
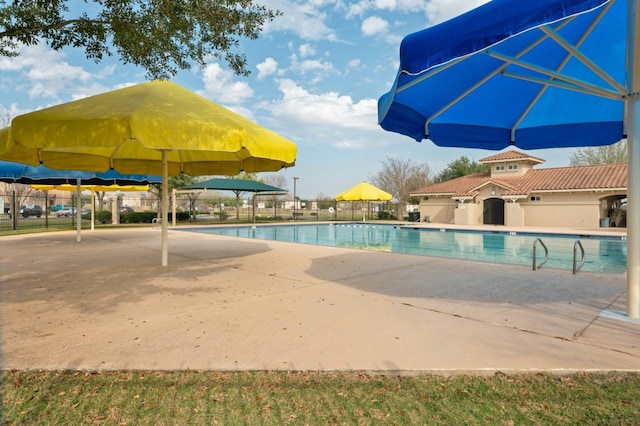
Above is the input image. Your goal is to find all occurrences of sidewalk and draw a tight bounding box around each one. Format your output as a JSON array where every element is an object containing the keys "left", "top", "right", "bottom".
[{"left": 1, "top": 227, "right": 639, "bottom": 374}]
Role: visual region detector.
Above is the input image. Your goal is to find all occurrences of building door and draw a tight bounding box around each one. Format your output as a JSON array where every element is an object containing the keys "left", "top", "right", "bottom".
[{"left": 483, "top": 198, "right": 504, "bottom": 225}]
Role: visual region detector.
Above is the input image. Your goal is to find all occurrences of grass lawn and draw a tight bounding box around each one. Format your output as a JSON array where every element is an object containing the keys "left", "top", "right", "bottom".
[{"left": 2, "top": 370, "right": 639, "bottom": 424}]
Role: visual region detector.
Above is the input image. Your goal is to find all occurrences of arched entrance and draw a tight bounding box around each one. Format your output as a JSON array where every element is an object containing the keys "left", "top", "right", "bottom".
[{"left": 483, "top": 198, "right": 504, "bottom": 225}]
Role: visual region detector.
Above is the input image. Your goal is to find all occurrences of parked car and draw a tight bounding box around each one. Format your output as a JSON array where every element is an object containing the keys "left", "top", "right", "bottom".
[
  {"left": 120, "top": 206, "right": 134, "bottom": 214},
  {"left": 56, "top": 207, "right": 77, "bottom": 217},
  {"left": 9, "top": 205, "right": 44, "bottom": 218}
]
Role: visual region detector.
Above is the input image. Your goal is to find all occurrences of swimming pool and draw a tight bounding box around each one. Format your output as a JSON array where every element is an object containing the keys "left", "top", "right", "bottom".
[{"left": 180, "top": 223, "right": 627, "bottom": 274}]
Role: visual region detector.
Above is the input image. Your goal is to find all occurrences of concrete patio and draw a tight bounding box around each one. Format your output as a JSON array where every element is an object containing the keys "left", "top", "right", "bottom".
[{"left": 1, "top": 226, "right": 638, "bottom": 374}]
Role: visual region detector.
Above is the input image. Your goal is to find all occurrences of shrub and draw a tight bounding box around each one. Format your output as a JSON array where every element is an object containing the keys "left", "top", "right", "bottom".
[{"left": 96, "top": 210, "right": 112, "bottom": 224}]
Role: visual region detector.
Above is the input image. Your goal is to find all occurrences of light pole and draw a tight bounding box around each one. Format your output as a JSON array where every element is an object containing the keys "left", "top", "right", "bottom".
[{"left": 293, "top": 177, "right": 299, "bottom": 219}]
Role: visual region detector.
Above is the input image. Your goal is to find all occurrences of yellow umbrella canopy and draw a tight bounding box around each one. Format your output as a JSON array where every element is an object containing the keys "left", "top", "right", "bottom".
[
  {"left": 336, "top": 182, "right": 392, "bottom": 201},
  {"left": 336, "top": 182, "right": 392, "bottom": 222},
  {"left": 2, "top": 80, "right": 296, "bottom": 175},
  {"left": 0, "top": 80, "right": 297, "bottom": 266}
]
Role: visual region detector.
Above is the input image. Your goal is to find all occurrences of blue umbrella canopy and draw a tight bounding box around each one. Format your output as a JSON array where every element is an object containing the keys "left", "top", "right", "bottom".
[
  {"left": 0, "top": 160, "right": 162, "bottom": 185},
  {"left": 379, "top": 0, "right": 623, "bottom": 149},
  {"left": 378, "top": 0, "right": 640, "bottom": 319}
]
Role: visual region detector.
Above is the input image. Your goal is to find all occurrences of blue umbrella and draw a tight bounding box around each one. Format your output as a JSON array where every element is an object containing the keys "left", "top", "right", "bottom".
[
  {"left": 0, "top": 160, "right": 161, "bottom": 185},
  {"left": 1, "top": 160, "right": 161, "bottom": 240},
  {"left": 378, "top": 0, "right": 640, "bottom": 318}
]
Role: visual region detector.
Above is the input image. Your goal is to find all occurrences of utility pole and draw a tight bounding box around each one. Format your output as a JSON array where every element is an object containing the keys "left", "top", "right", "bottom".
[{"left": 293, "top": 176, "right": 299, "bottom": 219}]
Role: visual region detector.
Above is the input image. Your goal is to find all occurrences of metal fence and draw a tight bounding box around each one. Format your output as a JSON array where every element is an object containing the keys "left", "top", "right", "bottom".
[
  {"left": 0, "top": 190, "right": 156, "bottom": 232},
  {"left": 1, "top": 189, "right": 399, "bottom": 232},
  {"left": 171, "top": 192, "right": 397, "bottom": 223}
]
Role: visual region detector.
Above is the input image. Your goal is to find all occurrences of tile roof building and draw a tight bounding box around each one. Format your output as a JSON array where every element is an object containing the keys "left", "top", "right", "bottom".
[{"left": 410, "top": 150, "right": 627, "bottom": 228}]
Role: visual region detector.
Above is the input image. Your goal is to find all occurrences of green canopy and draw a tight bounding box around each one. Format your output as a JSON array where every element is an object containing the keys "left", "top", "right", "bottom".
[
  {"left": 182, "top": 178, "right": 286, "bottom": 193},
  {"left": 177, "top": 178, "right": 287, "bottom": 224}
]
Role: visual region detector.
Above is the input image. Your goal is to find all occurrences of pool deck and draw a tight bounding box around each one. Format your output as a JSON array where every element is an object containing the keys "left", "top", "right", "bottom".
[{"left": 1, "top": 223, "right": 639, "bottom": 375}]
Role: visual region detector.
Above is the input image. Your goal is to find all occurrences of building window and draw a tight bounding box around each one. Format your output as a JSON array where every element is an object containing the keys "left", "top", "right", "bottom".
[
  {"left": 495, "top": 165, "right": 505, "bottom": 171},
  {"left": 530, "top": 196, "right": 541, "bottom": 202},
  {"left": 508, "top": 164, "right": 518, "bottom": 170}
]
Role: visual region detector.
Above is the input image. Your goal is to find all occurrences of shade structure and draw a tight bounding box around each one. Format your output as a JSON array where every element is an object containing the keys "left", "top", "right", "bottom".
[
  {"left": 378, "top": 0, "right": 640, "bottom": 319},
  {"left": 178, "top": 178, "right": 287, "bottom": 224},
  {"left": 336, "top": 182, "right": 393, "bottom": 201},
  {"left": 336, "top": 182, "right": 392, "bottom": 222},
  {"left": 182, "top": 178, "right": 286, "bottom": 193},
  {"left": 0, "top": 80, "right": 297, "bottom": 266}
]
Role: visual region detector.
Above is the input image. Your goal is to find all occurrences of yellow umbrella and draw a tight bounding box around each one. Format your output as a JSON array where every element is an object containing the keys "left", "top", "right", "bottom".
[
  {"left": 336, "top": 182, "right": 392, "bottom": 222},
  {"left": 1, "top": 80, "right": 297, "bottom": 265},
  {"left": 31, "top": 184, "right": 150, "bottom": 232}
]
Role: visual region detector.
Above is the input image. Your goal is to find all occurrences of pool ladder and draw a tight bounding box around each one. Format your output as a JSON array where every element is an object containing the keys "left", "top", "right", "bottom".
[{"left": 532, "top": 238, "right": 585, "bottom": 274}]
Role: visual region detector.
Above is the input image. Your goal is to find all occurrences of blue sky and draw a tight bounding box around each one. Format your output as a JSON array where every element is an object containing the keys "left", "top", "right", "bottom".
[{"left": 0, "top": 0, "right": 580, "bottom": 199}]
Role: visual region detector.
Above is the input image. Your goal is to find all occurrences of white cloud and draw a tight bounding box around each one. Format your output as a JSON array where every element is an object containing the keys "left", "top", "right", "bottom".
[
  {"left": 199, "top": 63, "right": 254, "bottom": 105},
  {"left": 361, "top": 16, "right": 389, "bottom": 36},
  {"left": 288, "top": 54, "right": 336, "bottom": 84},
  {"left": 263, "top": 79, "right": 379, "bottom": 149},
  {"left": 261, "top": 0, "right": 337, "bottom": 41},
  {"left": 257, "top": 58, "right": 279, "bottom": 80},
  {"left": 347, "top": 59, "right": 361, "bottom": 69},
  {"left": 299, "top": 44, "right": 316, "bottom": 58},
  {"left": 0, "top": 44, "right": 94, "bottom": 100},
  {"left": 348, "top": 0, "right": 426, "bottom": 17},
  {"left": 425, "top": 0, "right": 490, "bottom": 24}
]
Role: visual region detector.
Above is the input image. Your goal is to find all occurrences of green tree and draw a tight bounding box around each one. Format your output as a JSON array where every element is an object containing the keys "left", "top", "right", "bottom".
[
  {"left": 435, "top": 156, "right": 489, "bottom": 182},
  {"left": 1, "top": 1, "right": 280, "bottom": 79},
  {"left": 569, "top": 140, "right": 627, "bottom": 166},
  {"left": 369, "top": 157, "right": 432, "bottom": 220}
]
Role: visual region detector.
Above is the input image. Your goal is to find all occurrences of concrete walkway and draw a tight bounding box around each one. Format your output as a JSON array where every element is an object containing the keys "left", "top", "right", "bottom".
[{"left": 1, "top": 226, "right": 639, "bottom": 374}]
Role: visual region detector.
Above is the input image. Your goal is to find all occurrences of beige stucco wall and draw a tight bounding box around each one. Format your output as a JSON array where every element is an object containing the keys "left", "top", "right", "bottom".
[
  {"left": 454, "top": 203, "right": 479, "bottom": 225},
  {"left": 418, "top": 190, "right": 624, "bottom": 229},
  {"left": 504, "top": 202, "right": 525, "bottom": 226},
  {"left": 520, "top": 192, "right": 603, "bottom": 228},
  {"left": 418, "top": 196, "right": 457, "bottom": 224}
]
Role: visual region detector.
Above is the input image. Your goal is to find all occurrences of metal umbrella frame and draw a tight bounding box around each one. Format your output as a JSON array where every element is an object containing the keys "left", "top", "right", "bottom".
[{"left": 378, "top": 0, "right": 640, "bottom": 318}]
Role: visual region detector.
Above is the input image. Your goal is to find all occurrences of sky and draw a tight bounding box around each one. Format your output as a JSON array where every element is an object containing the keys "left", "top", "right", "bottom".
[{"left": 0, "top": 0, "right": 583, "bottom": 199}]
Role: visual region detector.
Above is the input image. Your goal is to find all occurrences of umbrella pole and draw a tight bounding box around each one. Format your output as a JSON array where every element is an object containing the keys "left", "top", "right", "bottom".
[
  {"left": 627, "top": 1, "right": 640, "bottom": 319},
  {"left": 628, "top": 97, "right": 640, "bottom": 318},
  {"left": 90, "top": 190, "right": 95, "bottom": 231},
  {"left": 161, "top": 150, "right": 169, "bottom": 266},
  {"left": 76, "top": 178, "right": 82, "bottom": 242}
]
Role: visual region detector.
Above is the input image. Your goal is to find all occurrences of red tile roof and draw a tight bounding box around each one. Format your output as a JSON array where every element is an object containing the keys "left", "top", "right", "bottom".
[
  {"left": 480, "top": 151, "right": 545, "bottom": 164},
  {"left": 411, "top": 163, "right": 627, "bottom": 197}
]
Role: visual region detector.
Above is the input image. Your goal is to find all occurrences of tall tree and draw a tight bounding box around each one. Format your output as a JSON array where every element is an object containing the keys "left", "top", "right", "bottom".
[
  {"left": 1, "top": 1, "right": 280, "bottom": 79},
  {"left": 369, "top": 157, "right": 432, "bottom": 219},
  {"left": 435, "top": 156, "right": 489, "bottom": 182},
  {"left": 569, "top": 140, "right": 627, "bottom": 166}
]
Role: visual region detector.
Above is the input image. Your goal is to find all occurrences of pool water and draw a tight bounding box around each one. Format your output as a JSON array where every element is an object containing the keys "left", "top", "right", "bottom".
[{"left": 180, "top": 223, "right": 627, "bottom": 274}]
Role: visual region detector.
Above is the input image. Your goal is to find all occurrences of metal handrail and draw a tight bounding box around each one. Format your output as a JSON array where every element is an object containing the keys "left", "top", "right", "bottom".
[
  {"left": 573, "top": 240, "right": 585, "bottom": 274},
  {"left": 533, "top": 238, "right": 548, "bottom": 270}
]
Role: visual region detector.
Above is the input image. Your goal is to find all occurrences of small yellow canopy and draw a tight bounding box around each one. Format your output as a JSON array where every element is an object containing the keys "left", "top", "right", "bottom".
[
  {"left": 336, "top": 182, "right": 392, "bottom": 222},
  {"left": 336, "top": 182, "right": 392, "bottom": 201}
]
